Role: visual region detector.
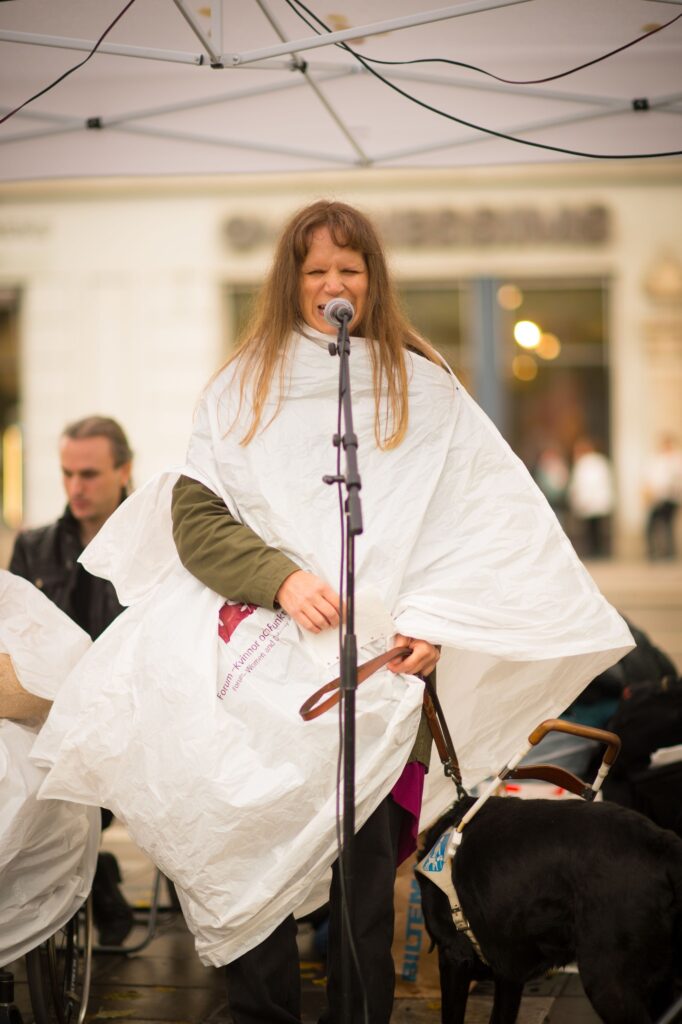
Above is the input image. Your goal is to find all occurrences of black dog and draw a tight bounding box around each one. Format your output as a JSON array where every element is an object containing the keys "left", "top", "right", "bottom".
[{"left": 417, "top": 795, "right": 682, "bottom": 1023}]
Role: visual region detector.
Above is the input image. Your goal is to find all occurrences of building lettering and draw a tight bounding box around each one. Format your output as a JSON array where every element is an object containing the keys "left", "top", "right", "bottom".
[{"left": 223, "top": 204, "right": 610, "bottom": 252}]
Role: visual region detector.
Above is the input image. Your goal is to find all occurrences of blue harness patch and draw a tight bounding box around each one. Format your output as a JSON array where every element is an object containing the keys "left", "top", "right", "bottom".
[{"left": 420, "top": 827, "right": 453, "bottom": 873}]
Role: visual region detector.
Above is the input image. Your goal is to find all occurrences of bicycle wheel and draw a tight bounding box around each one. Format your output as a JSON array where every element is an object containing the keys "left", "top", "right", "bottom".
[{"left": 25, "top": 898, "right": 93, "bottom": 1024}]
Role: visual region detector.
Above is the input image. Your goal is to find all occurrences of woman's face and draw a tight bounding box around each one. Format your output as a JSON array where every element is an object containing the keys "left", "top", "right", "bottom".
[{"left": 298, "top": 226, "right": 368, "bottom": 335}]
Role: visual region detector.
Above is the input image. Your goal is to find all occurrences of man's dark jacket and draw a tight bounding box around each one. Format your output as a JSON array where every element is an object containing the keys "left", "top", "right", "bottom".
[{"left": 9, "top": 507, "right": 124, "bottom": 640}]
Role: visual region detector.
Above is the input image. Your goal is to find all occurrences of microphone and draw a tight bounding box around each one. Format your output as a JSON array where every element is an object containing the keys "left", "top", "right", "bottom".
[{"left": 323, "top": 298, "right": 355, "bottom": 328}]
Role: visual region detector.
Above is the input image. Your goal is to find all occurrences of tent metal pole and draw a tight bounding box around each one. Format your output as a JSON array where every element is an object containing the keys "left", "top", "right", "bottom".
[
  {"left": 652, "top": 92, "right": 682, "bottom": 107},
  {"left": 224, "top": 0, "right": 533, "bottom": 66},
  {"left": 0, "top": 107, "right": 80, "bottom": 125},
  {"left": 99, "top": 71, "right": 353, "bottom": 128},
  {"left": 108, "top": 123, "right": 359, "bottom": 165},
  {"left": 0, "top": 30, "right": 203, "bottom": 64},
  {"left": 0, "top": 125, "right": 81, "bottom": 145},
  {"left": 0, "top": 30, "right": 340, "bottom": 71},
  {"left": 211, "top": 0, "right": 223, "bottom": 54},
  {"left": 172, "top": 0, "right": 222, "bottom": 65},
  {"left": 255, "top": 0, "right": 370, "bottom": 165}
]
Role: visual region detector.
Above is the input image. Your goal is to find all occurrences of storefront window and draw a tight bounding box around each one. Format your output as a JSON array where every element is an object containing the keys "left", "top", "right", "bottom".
[
  {"left": 398, "top": 285, "right": 469, "bottom": 388},
  {"left": 498, "top": 279, "right": 610, "bottom": 468}
]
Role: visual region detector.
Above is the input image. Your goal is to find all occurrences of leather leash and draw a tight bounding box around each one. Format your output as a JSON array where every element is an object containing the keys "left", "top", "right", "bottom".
[
  {"left": 299, "top": 650, "right": 467, "bottom": 796},
  {"left": 422, "top": 676, "right": 465, "bottom": 793},
  {"left": 299, "top": 646, "right": 411, "bottom": 721}
]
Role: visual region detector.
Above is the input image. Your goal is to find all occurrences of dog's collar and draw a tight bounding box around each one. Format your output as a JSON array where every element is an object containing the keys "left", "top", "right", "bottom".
[{"left": 416, "top": 827, "right": 489, "bottom": 965}]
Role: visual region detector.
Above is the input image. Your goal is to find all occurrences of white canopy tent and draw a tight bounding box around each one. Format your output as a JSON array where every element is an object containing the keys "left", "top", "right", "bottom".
[{"left": 1, "top": 0, "right": 681, "bottom": 181}]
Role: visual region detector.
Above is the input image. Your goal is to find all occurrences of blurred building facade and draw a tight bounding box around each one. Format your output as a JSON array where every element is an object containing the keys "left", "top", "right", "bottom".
[{"left": 0, "top": 159, "right": 681, "bottom": 561}]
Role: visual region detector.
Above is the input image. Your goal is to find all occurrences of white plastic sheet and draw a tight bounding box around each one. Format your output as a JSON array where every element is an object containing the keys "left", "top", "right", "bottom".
[
  {"left": 0, "top": 571, "right": 99, "bottom": 966},
  {"left": 32, "top": 544, "right": 423, "bottom": 964},
  {"left": 33, "top": 331, "right": 633, "bottom": 965}
]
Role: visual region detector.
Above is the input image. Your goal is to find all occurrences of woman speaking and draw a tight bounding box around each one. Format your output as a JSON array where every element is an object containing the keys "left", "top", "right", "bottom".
[{"left": 172, "top": 200, "right": 444, "bottom": 1023}]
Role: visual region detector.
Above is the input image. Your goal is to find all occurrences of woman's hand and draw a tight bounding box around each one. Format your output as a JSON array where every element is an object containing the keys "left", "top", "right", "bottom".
[
  {"left": 388, "top": 633, "right": 440, "bottom": 676},
  {"left": 275, "top": 570, "right": 342, "bottom": 633}
]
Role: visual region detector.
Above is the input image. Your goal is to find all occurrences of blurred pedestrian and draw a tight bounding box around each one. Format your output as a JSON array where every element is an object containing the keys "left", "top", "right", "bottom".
[
  {"left": 643, "top": 433, "right": 682, "bottom": 560},
  {"left": 568, "top": 436, "right": 614, "bottom": 559},
  {"left": 8, "top": 414, "right": 135, "bottom": 946},
  {"left": 533, "top": 444, "right": 570, "bottom": 525}
]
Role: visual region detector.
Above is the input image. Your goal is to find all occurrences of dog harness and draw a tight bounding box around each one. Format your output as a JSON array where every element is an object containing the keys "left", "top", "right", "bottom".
[{"left": 415, "top": 826, "right": 489, "bottom": 965}]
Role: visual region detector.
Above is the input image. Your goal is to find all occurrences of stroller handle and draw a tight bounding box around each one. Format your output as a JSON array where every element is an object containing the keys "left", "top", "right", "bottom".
[
  {"left": 528, "top": 718, "right": 621, "bottom": 766},
  {"left": 458, "top": 717, "right": 623, "bottom": 833}
]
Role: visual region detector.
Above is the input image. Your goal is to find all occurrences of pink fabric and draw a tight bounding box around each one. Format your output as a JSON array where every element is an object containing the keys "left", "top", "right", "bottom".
[{"left": 390, "top": 762, "right": 426, "bottom": 865}]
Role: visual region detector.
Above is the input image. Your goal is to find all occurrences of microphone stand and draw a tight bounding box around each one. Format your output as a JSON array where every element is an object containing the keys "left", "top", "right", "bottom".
[{"left": 323, "top": 308, "right": 363, "bottom": 1024}]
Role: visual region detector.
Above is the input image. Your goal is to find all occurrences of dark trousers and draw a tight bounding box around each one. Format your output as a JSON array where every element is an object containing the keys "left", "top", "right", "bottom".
[
  {"left": 225, "top": 795, "right": 405, "bottom": 1024},
  {"left": 583, "top": 514, "right": 610, "bottom": 558},
  {"left": 646, "top": 500, "right": 678, "bottom": 559}
]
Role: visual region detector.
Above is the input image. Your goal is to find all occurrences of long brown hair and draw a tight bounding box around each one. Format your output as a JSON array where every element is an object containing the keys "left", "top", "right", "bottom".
[{"left": 223, "top": 200, "right": 443, "bottom": 448}]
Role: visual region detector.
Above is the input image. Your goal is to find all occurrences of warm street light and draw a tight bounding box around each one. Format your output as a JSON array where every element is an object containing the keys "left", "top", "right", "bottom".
[{"left": 513, "top": 319, "right": 541, "bottom": 349}]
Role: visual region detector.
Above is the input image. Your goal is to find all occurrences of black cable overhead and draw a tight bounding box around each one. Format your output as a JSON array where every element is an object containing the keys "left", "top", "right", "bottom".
[
  {"left": 335, "top": 10, "right": 682, "bottom": 88},
  {"left": 283, "top": 0, "right": 682, "bottom": 160},
  {"left": 0, "top": 0, "right": 139, "bottom": 126}
]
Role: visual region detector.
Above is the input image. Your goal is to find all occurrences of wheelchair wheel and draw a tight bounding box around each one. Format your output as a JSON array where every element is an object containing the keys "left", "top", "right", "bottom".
[{"left": 25, "top": 897, "right": 93, "bottom": 1024}]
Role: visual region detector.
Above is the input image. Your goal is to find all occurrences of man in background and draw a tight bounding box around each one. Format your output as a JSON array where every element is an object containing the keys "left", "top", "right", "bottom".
[
  {"left": 9, "top": 415, "right": 134, "bottom": 945},
  {"left": 10, "top": 415, "right": 131, "bottom": 638}
]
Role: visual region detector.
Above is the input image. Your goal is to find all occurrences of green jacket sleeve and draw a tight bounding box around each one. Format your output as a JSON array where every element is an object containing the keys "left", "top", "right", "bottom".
[{"left": 171, "top": 475, "right": 298, "bottom": 609}]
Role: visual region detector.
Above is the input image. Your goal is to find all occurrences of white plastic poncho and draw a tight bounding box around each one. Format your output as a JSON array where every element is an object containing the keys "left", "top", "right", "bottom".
[
  {"left": 32, "top": 330, "right": 632, "bottom": 965},
  {"left": 0, "top": 571, "right": 99, "bottom": 966}
]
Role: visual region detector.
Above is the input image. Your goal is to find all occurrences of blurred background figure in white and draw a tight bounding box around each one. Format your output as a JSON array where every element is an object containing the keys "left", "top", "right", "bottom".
[
  {"left": 643, "top": 433, "right": 682, "bottom": 561},
  {"left": 568, "top": 436, "right": 614, "bottom": 560}
]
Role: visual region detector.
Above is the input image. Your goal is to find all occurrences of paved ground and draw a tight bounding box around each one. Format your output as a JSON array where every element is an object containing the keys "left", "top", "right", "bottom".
[
  {"left": 6, "top": 901, "right": 600, "bottom": 1024},
  {"left": 5, "top": 558, "right": 681, "bottom": 1023}
]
